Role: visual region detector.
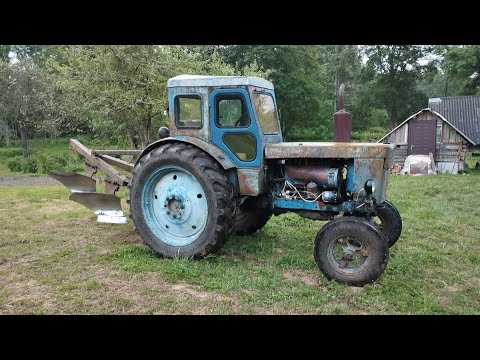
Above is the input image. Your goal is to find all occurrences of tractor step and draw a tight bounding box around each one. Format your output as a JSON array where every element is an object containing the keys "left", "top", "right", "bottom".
[{"left": 50, "top": 171, "right": 127, "bottom": 224}]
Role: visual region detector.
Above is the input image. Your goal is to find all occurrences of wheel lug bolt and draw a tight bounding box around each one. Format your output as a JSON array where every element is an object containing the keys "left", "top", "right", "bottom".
[
  {"left": 172, "top": 215, "right": 177, "bottom": 219},
  {"left": 166, "top": 211, "right": 170, "bottom": 215},
  {"left": 180, "top": 205, "right": 184, "bottom": 209}
]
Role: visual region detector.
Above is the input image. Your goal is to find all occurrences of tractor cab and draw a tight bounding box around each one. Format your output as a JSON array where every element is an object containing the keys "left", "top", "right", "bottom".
[{"left": 166, "top": 75, "right": 283, "bottom": 168}]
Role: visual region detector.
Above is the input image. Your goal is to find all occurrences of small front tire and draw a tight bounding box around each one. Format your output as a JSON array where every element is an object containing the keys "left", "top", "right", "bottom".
[
  {"left": 314, "top": 217, "right": 389, "bottom": 287},
  {"left": 372, "top": 200, "right": 402, "bottom": 248}
]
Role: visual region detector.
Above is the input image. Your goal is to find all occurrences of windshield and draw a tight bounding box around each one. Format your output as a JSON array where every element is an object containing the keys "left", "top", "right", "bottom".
[{"left": 253, "top": 92, "right": 279, "bottom": 134}]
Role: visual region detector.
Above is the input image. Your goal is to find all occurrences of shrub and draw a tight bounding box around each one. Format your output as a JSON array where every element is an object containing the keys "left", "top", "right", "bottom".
[
  {"left": 24, "top": 158, "right": 38, "bottom": 173},
  {"left": 7, "top": 157, "right": 24, "bottom": 172}
]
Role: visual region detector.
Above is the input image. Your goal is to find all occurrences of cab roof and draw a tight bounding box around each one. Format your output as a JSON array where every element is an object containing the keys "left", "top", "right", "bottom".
[{"left": 167, "top": 74, "right": 274, "bottom": 90}]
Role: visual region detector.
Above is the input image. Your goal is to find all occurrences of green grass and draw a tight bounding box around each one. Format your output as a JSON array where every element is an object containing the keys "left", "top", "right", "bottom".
[{"left": 1, "top": 152, "right": 479, "bottom": 314}]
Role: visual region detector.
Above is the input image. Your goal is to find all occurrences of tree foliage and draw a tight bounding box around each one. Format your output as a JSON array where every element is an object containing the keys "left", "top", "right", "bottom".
[
  {"left": 47, "top": 45, "right": 266, "bottom": 149},
  {"left": 1, "top": 44, "right": 479, "bottom": 152},
  {"left": 361, "top": 45, "right": 431, "bottom": 129}
]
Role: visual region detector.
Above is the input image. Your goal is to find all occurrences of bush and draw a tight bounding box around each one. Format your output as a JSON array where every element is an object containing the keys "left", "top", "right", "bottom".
[
  {"left": 24, "top": 158, "right": 38, "bottom": 173},
  {"left": 0, "top": 148, "right": 23, "bottom": 157},
  {"left": 6, "top": 152, "right": 83, "bottom": 175},
  {"left": 7, "top": 157, "right": 24, "bottom": 172}
]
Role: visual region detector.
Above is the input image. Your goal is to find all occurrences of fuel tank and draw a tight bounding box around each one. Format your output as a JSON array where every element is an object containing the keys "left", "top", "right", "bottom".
[{"left": 285, "top": 165, "right": 339, "bottom": 189}]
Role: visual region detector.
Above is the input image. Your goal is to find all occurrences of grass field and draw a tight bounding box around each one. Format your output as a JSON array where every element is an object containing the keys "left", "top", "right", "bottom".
[{"left": 0, "top": 143, "right": 479, "bottom": 314}]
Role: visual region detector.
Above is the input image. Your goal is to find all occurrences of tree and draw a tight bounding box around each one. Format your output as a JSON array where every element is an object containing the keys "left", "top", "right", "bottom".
[
  {"left": 2, "top": 59, "right": 48, "bottom": 158},
  {"left": 446, "top": 45, "right": 480, "bottom": 95},
  {"left": 362, "top": 45, "right": 431, "bottom": 129},
  {"left": 219, "top": 45, "right": 330, "bottom": 140},
  {"left": 48, "top": 45, "right": 266, "bottom": 148}
]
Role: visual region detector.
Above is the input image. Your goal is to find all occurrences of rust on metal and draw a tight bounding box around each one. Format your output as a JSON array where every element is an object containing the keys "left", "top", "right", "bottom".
[
  {"left": 69, "top": 139, "right": 129, "bottom": 186},
  {"left": 265, "top": 142, "right": 393, "bottom": 160},
  {"left": 285, "top": 165, "right": 338, "bottom": 189},
  {"left": 98, "top": 154, "right": 134, "bottom": 173},
  {"left": 237, "top": 168, "right": 265, "bottom": 195},
  {"left": 84, "top": 161, "right": 97, "bottom": 178},
  {"left": 136, "top": 136, "right": 236, "bottom": 170},
  {"left": 103, "top": 176, "right": 120, "bottom": 195},
  {"left": 70, "top": 139, "right": 92, "bottom": 157},
  {"left": 92, "top": 149, "right": 142, "bottom": 156},
  {"left": 333, "top": 83, "right": 352, "bottom": 142},
  {"left": 333, "top": 111, "right": 352, "bottom": 142},
  {"left": 353, "top": 158, "right": 386, "bottom": 202}
]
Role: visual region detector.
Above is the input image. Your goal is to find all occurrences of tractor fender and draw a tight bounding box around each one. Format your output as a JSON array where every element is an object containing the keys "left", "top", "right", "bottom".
[{"left": 135, "top": 136, "right": 237, "bottom": 170}]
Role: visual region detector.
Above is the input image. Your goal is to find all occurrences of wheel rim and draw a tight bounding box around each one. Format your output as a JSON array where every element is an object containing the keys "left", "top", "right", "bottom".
[
  {"left": 141, "top": 166, "right": 208, "bottom": 246},
  {"left": 327, "top": 235, "right": 370, "bottom": 274}
]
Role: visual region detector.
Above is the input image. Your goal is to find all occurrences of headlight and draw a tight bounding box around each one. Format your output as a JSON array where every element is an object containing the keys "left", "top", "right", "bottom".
[{"left": 364, "top": 179, "right": 375, "bottom": 195}]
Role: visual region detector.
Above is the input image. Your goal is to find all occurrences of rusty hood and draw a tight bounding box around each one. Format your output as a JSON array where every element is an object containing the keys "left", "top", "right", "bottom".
[{"left": 265, "top": 142, "right": 395, "bottom": 160}]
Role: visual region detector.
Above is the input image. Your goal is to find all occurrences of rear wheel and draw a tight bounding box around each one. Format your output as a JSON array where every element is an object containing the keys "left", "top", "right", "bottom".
[
  {"left": 233, "top": 197, "right": 272, "bottom": 235},
  {"left": 129, "top": 143, "right": 235, "bottom": 258},
  {"left": 314, "top": 217, "right": 389, "bottom": 286},
  {"left": 372, "top": 200, "right": 402, "bottom": 248}
]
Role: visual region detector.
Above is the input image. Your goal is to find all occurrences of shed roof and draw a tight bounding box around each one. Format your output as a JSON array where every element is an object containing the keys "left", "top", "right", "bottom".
[
  {"left": 377, "top": 108, "right": 475, "bottom": 145},
  {"left": 429, "top": 96, "right": 480, "bottom": 145},
  {"left": 167, "top": 74, "right": 274, "bottom": 90}
]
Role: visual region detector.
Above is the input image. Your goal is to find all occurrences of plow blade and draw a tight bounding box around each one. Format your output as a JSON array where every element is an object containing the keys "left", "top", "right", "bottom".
[
  {"left": 49, "top": 170, "right": 96, "bottom": 193},
  {"left": 69, "top": 193, "right": 127, "bottom": 224},
  {"left": 50, "top": 170, "right": 127, "bottom": 224}
]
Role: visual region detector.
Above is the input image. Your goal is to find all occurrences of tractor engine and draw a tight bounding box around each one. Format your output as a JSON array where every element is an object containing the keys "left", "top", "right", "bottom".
[{"left": 270, "top": 159, "right": 347, "bottom": 205}]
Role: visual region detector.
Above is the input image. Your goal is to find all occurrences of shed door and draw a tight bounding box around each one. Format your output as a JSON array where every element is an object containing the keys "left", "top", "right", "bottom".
[{"left": 408, "top": 119, "right": 436, "bottom": 156}]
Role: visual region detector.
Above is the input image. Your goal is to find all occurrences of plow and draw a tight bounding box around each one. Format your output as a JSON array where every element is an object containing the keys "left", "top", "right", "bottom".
[{"left": 50, "top": 139, "right": 140, "bottom": 224}]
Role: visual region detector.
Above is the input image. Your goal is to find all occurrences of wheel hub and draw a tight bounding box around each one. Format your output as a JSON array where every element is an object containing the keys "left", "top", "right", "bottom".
[
  {"left": 328, "top": 236, "right": 369, "bottom": 272},
  {"left": 164, "top": 195, "right": 185, "bottom": 218}
]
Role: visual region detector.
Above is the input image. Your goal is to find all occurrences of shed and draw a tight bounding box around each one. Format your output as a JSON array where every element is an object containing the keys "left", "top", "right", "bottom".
[
  {"left": 429, "top": 96, "right": 480, "bottom": 148},
  {"left": 378, "top": 108, "right": 473, "bottom": 174}
]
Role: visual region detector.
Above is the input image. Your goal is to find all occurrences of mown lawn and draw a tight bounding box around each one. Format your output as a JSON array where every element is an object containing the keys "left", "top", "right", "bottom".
[{"left": 0, "top": 153, "right": 479, "bottom": 314}]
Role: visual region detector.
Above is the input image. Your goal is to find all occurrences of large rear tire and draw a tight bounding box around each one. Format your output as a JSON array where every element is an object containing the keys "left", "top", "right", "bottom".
[
  {"left": 128, "top": 143, "right": 235, "bottom": 259},
  {"left": 233, "top": 197, "right": 272, "bottom": 236},
  {"left": 314, "top": 217, "right": 389, "bottom": 287}
]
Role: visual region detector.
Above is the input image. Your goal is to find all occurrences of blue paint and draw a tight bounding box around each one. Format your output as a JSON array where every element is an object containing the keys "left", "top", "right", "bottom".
[
  {"left": 347, "top": 159, "right": 354, "bottom": 193},
  {"left": 141, "top": 165, "right": 208, "bottom": 247},
  {"left": 273, "top": 198, "right": 357, "bottom": 214},
  {"left": 274, "top": 198, "right": 320, "bottom": 210},
  {"left": 209, "top": 88, "right": 262, "bottom": 167}
]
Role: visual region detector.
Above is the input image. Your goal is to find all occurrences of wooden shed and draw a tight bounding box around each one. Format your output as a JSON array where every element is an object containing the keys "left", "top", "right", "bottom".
[{"left": 378, "top": 108, "right": 473, "bottom": 174}]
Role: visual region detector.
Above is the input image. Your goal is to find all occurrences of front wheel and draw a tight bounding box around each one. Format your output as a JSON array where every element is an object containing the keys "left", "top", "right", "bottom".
[
  {"left": 372, "top": 200, "right": 402, "bottom": 248},
  {"left": 129, "top": 143, "right": 235, "bottom": 259},
  {"left": 314, "top": 217, "right": 389, "bottom": 287}
]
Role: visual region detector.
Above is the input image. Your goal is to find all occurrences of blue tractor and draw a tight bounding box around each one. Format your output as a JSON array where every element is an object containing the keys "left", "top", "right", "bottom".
[{"left": 52, "top": 75, "right": 402, "bottom": 286}]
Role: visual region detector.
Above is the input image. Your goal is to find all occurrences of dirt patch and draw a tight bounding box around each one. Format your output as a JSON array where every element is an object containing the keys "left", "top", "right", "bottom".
[
  {"left": 283, "top": 270, "right": 321, "bottom": 288},
  {"left": 0, "top": 176, "right": 61, "bottom": 186}
]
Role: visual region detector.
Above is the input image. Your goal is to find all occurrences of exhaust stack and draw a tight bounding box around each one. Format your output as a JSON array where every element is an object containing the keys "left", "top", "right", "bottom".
[{"left": 333, "top": 83, "right": 352, "bottom": 142}]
